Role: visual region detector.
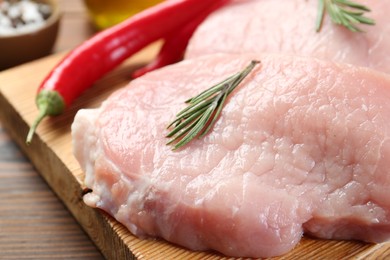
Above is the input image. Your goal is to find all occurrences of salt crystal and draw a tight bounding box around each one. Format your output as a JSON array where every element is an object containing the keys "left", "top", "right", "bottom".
[
  {"left": 0, "top": 2, "right": 10, "bottom": 13},
  {"left": 7, "top": 5, "right": 21, "bottom": 19},
  {"left": 22, "top": 1, "right": 44, "bottom": 23},
  {"left": 39, "top": 4, "right": 51, "bottom": 19},
  {"left": 0, "top": 13, "right": 12, "bottom": 28},
  {"left": 0, "top": 0, "right": 52, "bottom": 36}
]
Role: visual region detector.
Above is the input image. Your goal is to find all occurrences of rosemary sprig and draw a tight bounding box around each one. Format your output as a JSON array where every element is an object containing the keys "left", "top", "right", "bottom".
[
  {"left": 166, "top": 60, "right": 260, "bottom": 150},
  {"left": 316, "top": 0, "right": 375, "bottom": 32}
]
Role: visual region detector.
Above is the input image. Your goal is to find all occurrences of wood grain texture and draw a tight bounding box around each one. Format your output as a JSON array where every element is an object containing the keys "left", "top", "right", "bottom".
[
  {"left": 1, "top": 46, "right": 390, "bottom": 259},
  {"left": 0, "top": 1, "right": 102, "bottom": 259},
  {"left": 0, "top": 121, "right": 103, "bottom": 259}
]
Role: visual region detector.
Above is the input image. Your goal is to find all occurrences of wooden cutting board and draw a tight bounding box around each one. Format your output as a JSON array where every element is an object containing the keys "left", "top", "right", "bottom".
[{"left": 0, "top": 45, "right": 389, "bottom": 260}]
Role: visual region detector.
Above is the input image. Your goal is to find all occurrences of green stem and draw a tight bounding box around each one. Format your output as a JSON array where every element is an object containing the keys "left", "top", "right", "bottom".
[
  {"left": 166, "top": 60, "right": 260, "bottom": 150},
  {"left": 316, "top": 0, "right": 326, "bottom": 32},
  {"left": 26, "top": 106, "right": 49, "bottom": 145},
  {"left": 25, "top": 90, "right": 65, "bottom": 145}
]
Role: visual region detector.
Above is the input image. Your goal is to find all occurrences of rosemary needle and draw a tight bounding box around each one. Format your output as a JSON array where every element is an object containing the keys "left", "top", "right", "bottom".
[
  {"left": 316, "top": 0, "right": 375, "bottom": 33},
  {"left": 166, "top": 60, "right": 260, "bottom": 150}
]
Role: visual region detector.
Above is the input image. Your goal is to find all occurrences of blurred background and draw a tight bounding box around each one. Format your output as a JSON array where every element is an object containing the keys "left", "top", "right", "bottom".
[
  {"left": 84, "top": 0, "right": 163, "bottom": 30},
  {"left": 0, "top": 0, "right": 163, "bottom": 71}
]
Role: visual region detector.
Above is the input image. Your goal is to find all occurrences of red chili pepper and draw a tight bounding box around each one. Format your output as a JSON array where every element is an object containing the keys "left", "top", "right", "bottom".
[{"left": 26, "top": 0, "right": 229, "bottom": 144}]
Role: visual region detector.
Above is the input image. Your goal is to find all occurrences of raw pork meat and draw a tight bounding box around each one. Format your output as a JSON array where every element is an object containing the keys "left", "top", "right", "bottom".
[
  {"left": 72, "top": 53, "right": 390, "bottom": 257},
  {"left": 186, "top": 0, "right": 390, "bottom": 74}
]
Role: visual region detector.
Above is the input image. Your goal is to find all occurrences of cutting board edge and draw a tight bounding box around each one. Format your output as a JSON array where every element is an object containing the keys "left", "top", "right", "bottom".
[{"left": 0, "top": 81, "right": 136, "bottom": 260}]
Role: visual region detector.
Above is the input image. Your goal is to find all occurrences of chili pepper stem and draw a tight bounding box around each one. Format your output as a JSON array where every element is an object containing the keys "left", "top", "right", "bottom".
[
  {"left": 26, "top": 90, "right": 65, "bottom": 145},
  {"left": 26, "top": 107, "right": 47, "bottom": 145}
]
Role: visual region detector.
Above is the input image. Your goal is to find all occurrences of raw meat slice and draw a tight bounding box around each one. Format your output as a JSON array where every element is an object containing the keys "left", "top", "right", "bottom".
[
  {"left": 72, "top": 53, "right": 390, "bottom": 258},
  {"left": 186, "top": 0, "right": 390, "bottom": 74}
]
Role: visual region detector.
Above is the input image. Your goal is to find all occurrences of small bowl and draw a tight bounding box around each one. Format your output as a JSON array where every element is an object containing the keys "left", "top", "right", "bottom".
[{"left": 0, "top": 0, "right": 61, "bottom": 71}]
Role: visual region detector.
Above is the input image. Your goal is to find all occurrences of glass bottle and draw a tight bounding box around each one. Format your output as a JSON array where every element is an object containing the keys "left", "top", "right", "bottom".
[{"left": 83, "top": 0, "right": 163, "bottom": 30}]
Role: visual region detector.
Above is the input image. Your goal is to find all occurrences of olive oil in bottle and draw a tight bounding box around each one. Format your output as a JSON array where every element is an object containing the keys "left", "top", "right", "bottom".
[{"left": 83, "top": 0, "right": 163, "bottom": 30}]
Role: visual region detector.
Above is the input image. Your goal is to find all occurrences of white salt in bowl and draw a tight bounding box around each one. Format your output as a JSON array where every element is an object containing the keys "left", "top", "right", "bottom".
[{"left": 0, "top": 0, "right": 60, "bottom": 70}]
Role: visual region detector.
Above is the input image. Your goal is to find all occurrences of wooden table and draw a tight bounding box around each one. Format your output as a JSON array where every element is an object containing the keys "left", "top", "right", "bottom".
[{"left": 0, "top": 1, "right": 104, "bottom": 258}]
